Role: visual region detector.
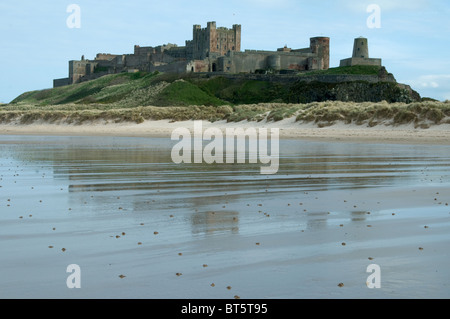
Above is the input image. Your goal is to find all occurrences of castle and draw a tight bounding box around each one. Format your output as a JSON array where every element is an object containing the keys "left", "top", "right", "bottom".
[{"left": 53, "top": 22, "right": 380, "bottom": 88}]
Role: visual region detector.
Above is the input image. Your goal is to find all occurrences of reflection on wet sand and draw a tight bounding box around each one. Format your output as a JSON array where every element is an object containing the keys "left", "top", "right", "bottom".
[
  {"left": 191, "top": 211, "right": 239, "bottom": 235},
  {"left": 1, "top": 135, "right": 450, "bottom": 299}
]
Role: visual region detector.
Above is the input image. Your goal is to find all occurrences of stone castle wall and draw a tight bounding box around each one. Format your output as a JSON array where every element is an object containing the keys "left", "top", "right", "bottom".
[{"left": 56, "top": 22, "right": 331, "bottom": 87}]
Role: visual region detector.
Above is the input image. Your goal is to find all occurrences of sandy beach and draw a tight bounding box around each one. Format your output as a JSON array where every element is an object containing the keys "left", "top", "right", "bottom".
[
  {"left": 0, "top": 118, "right": 449, "bottom": 145},
  {"left": 0, "top": 123, "right": 449, "bottom": 299}
]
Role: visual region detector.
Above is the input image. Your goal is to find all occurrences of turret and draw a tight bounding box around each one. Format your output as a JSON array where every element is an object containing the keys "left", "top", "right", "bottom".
[{"left": 352, "top": 37, "right": 369, "bottom": 58}]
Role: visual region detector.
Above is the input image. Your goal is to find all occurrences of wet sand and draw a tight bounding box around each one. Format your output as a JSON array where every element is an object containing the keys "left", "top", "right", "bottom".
[
  {"left": 0, "top": 118, "right": 449, "bottom": 145},
  {"left": 0, "top": 134, "right": 449, "bottom": 299}
]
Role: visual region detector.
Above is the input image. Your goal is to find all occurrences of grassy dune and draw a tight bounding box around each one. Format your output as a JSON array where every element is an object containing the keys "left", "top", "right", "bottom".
[
  {"left": 3, "top": 68, "right": 449, "bottom": 128},
  {"left": 2, "top": 100, "right": 449, "bottom": 128}
]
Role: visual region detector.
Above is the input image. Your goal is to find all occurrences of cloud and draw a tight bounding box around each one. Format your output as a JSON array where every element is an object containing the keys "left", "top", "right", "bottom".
[{"left": 406, "top": 74, "right": 450, "bottom": 100}]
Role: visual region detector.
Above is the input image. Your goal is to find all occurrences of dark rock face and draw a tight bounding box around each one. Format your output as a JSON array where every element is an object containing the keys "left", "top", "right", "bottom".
[{"left": 288, "top": 81, "right": 421, "bottom": 104}]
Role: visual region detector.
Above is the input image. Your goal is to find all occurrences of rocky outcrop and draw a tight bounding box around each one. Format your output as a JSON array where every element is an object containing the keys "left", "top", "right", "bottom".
[{"left": 288, "top": 81, "right": 421, "bottom": 104}]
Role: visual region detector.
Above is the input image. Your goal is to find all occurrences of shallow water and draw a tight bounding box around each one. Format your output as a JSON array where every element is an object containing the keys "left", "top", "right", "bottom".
[{"left": 0, "top": 135, "right": 449, "bottom": 298}]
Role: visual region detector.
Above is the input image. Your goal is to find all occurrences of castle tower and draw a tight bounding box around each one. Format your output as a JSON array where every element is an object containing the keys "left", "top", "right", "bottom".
[
  {"left": 192, "top": 22, "right": 241, "bottom": 60},
  {"left": 340, "top": 37, "right": 382, "bottom": 67},
  {"left": 352, "top": 37, "right": 369, "bottom": 59},
  {"left": 310, "top": 37, "right": 330, "bottom": 70}
]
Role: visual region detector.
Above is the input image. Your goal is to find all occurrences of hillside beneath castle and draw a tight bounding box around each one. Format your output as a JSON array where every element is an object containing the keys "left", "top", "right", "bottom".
[
  {"left": 3, "top": 66, "right": 450, "bottom": 128},
  {"left": 12, "top": 66, "right": 419, "bottom": 107}
]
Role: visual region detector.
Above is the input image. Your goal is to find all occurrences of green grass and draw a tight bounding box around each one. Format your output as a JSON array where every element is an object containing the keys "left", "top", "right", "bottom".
[
  {"left": 7, "top": 67, "right": 445, "bottom": 128},
  {"left": 154, "top": 80, "right": 227, "bottom": 106},
  {"left": 299, "top": 65, "right": 383, "bottom": 76}
]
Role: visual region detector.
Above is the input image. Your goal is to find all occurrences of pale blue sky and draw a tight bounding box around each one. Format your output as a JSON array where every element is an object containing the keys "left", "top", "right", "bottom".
[{"left": 1, "top": 0, "right": 449, "bottom": 103}]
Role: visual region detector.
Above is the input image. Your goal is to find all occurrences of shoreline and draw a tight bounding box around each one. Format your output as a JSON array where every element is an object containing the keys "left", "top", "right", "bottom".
[{"left": 1, "top": 118, "right": 450, "bottom": 145}]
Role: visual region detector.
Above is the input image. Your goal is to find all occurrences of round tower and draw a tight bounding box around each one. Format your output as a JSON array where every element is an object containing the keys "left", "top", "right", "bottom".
[
  {"left": 352, "top": 37, "right": 369, "bottom": 59},
  {"left": 267, "top": 55, "right": 281, "bottom": 71}
]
